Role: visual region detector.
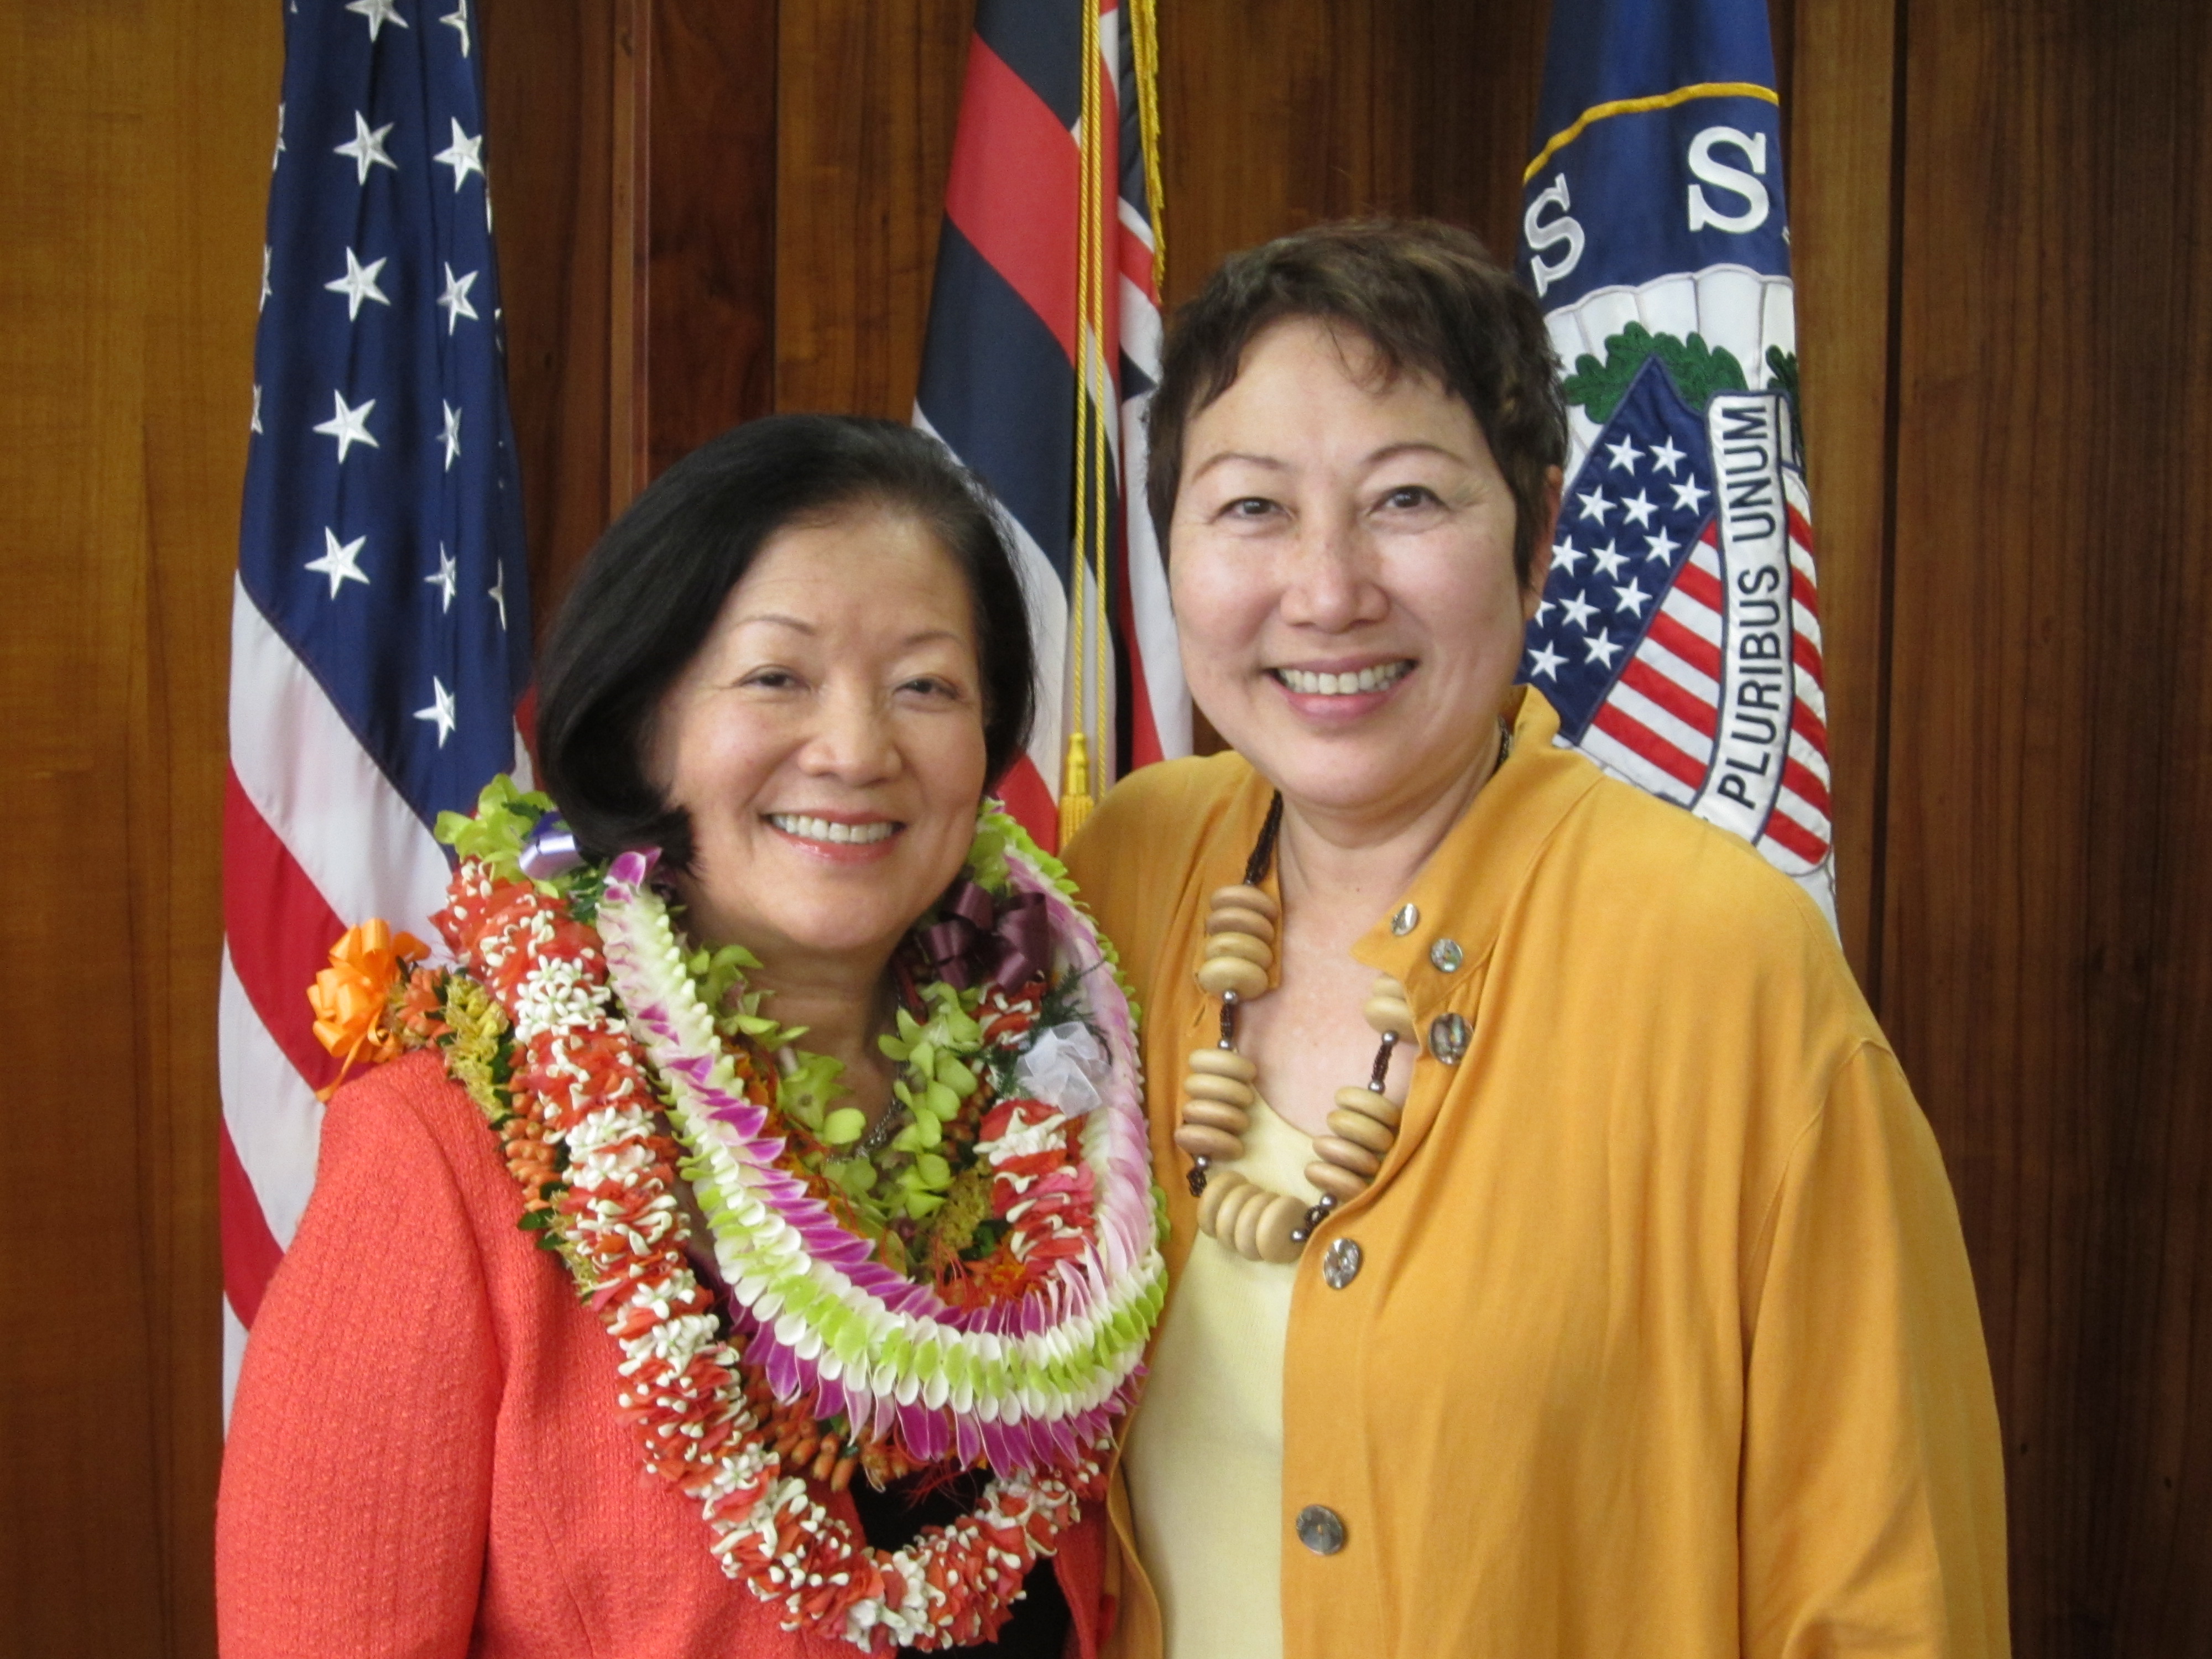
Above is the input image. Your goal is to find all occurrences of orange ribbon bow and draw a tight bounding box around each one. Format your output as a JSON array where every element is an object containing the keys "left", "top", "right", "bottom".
[{"left": 308, "top": 920, "right": 429, "bottom": 1099}]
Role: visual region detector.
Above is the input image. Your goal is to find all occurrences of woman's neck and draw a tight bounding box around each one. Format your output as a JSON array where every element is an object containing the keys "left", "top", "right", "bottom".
[
  {"left": 1273, "top": 731, "right": 1501, "bottom": 941},
  {"left": 746, "top": 948, "right": 901, "bottom": 1123}
]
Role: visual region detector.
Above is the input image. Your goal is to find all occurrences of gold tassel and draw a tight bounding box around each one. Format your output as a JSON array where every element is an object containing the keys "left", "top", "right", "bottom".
[{"left": 1058, "top": 730, "right": 1095, "bottom": 844}]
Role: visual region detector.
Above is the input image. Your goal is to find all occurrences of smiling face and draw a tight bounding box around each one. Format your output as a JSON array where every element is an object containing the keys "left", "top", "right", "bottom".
[
  {"left": 648, "top": 503, "right": 989, "bottom": 969},
  {"left": 1169, "top": 317, "right": 1557, "bottom": 833}
]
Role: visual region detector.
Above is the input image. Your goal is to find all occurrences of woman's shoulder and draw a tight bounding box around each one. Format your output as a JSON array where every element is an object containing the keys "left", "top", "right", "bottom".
[
  {"left": 318, "top": 1048, "right": 509, "bottom": 1198},
  {"left": 1537, "top": 759, "right": 1861, "bottom": 1006},
  {"left": 1061, "top": 752, "right": 1264, "bottom": 996}
]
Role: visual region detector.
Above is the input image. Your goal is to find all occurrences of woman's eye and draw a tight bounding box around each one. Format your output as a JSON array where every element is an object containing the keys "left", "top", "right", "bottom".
[
  {"left": 1380, "top": 484, "right": 1441, "bottom": 512},
  {"left": 742, "top": 669, "right": 801, "bottom": 691},
  {"left": 900, "top": 676, "right": 959, "bottom": 698},
  {"left": 1224, "top": 497, "right": 1278, "bottom": 520}
]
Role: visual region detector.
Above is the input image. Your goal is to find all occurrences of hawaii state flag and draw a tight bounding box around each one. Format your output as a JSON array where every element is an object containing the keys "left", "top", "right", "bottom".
[
  {"left": 220, "top": 0, "right": 533, "bottom": 1414},
  {"left": 1514, "top": 0, "right": 1837, "bottom": 925},
  {"left": 915, "top": 0, "right": 1187, "bottom": 851}
]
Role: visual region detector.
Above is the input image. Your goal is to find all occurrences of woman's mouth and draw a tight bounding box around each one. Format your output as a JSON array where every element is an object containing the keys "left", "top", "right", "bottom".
[
  {"left": 764, "top": 813, "right": 901, "bottom": 848},
  {"left": 1270, "top": 659, "right": 1414, "bottom": 697}
]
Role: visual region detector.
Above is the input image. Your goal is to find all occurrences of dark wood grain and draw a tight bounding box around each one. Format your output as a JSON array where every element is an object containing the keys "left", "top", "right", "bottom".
[
  {"left": 1786, "top": 0, "right": 1900, "bottom": 988},
  {"left": 0, "top": 1, "right": 274, "bottom": 1653},
  {"left": 482, "top": 0, "right": 620, "bottom": 635},
  {"left": 645, "top": 0, "right": 779, "bottom": 473},
  {"left": 1154, "top": 0, "right": 1548, "bottom": 311},
  {"left": 773, "top": 0, "right": 971, "bottom": 419},
  {"left": 1882, "top": 0, "right": 2212, "bottom": 1650}
]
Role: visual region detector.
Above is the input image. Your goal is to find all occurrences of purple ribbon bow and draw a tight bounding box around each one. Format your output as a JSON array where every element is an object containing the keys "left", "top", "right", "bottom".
[
  {"left": 519, "top": 811, "right": 587, "bottom": 880},
  {"left": 918, "top": 878, "right": 1051, "bottom": 994}
]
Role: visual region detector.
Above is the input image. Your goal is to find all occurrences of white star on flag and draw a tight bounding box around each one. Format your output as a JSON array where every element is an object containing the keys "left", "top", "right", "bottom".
[
  {"left": 1590, "top": 539, "right": 1627, "bottom": 579},
  {"left": 426, "top": 544, "right": 458, "bottom": 612},
  {"left": 434, "top": 118, "right": 484, "bottom": 192},
  {"left": 259, "top": 245, "right": 272, "bottom": 312},
  {"left": 304, "top": 528, "right": 370, "bottom": 598},
  {"left": 1619, "top": 490, "right": 1657, "bottom": 529},
  {"left": 439, "top": 401, "right": 463, "bottom": 469},
  {"left": 1581, "top": 630, "right": 1623, "bottom": 669},
  {"left": 415, "top": 677, "right": 457, "bottom": 746},
  {"left": 1614, "top": 577, "right": 1651, "bottom": 618},
  {"left": 313, "top": 389, "right": 379, "bottom": 462},
  {"left": 324, "top": 248, "right": 390, "bottom": 320},
  {"left": 1527, "top": 639, "right": 1566, "bottom": 681},
  {"left": 250, "top": 384, "right": 263, "bottom": 434},
  {"left": 437, "top": 263, "right": 479, "bottom": 333},
  {"left": 1559, "top": 589, "right": 1598, "bottom": 631},
  {"left": 1644, "top": 525, "right": 1680, "bottom": 565},
  {"left": 1604, "top": 434, "right": 1642, "bottom": 473},
  {"left": 1575, "top": 484, "right": 1615, "bottom": 524},
  {"left": 1672, "top": 476, "right": 1711, "bottom": 514},
  {"left": 1551, "top": 536, "right": 1586, "bottom": 576},
  {"left": 272, "top": 102, "right": 286, "bottom": 172},
  {"left": 488, "top": 562, "right": 508, "bottom": 630},
  {"left": 335, "top": 112, "right": 398, "bottom": 185},
  {"left": 346, "top": 0, "right": 409, "bottom": 40},
  {"left": 1648, "top": 435, "right": 1686, "bottom": 477},
  {"left": 442, "top": 0, "right": 472, "bottom": 55}
]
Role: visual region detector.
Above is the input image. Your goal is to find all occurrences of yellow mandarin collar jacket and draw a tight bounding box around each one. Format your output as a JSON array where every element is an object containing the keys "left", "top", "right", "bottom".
[{"left": 1064, "top": 690, "right": 2008, "bottom": 1659}]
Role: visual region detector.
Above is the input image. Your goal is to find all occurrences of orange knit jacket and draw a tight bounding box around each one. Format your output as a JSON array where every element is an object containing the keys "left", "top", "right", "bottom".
[{"left": 216, "top": 1048, "right": 1106, "bottom": 1658}]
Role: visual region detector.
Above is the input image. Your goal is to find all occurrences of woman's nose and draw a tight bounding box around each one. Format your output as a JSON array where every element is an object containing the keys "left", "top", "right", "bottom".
[
  {"left": 1278, "top": 512, "right": 1385, "bottom": 632},
  {"left": 800, "top": 685, "right": 900, "bottom": 781}
]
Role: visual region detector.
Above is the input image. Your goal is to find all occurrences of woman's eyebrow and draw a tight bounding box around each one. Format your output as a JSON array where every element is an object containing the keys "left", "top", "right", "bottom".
[{"left": 1188, "top": 450, "right": 1288, "bottom": 481}]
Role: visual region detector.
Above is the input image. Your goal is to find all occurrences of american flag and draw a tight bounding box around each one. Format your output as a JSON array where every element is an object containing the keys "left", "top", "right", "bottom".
[
  {"left": 915, "top": 0, "right": 1187, "bottom": 849},
  {"left": 1515, "top": 0, "right": 1836, "bottom": 923},
  {"left": 221, "top": 0, "right": 531, "bottom": 1412}
]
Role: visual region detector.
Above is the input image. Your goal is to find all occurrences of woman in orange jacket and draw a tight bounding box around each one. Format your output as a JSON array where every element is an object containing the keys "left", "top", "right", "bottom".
[{"left": 1064, "top": 222, "right": 2010, "bottom": 1659}]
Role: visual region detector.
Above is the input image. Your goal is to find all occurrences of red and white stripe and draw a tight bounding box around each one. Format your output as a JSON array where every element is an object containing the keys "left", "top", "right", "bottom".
[
  {"left": 1577, "top": 498, "right": 1833, "bottom": 872},
  {"left": 220, "top": 580, "right": 526, "bottom": 1414}
]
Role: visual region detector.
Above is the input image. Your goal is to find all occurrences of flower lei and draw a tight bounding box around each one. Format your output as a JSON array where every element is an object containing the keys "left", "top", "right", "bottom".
[{"left": 315, "top": 779, "right": 1166, "bottom": 1652}]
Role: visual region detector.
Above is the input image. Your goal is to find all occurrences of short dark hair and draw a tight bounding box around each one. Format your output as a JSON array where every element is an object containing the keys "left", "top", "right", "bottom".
[
  {"left": 536, "top": 414, "right": 1035, "bottom": 869},
  {"left": 1146, "top": 220, "right": 1568, "bottom": 585}
]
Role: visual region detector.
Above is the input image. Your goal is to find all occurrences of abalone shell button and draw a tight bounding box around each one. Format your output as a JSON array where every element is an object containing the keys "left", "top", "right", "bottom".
[
  {"left": 1428, "top": 937, "right": 1464, "bottom": 973},
  {"left": 1321, "top": 1238, "right": 1363, "bottom": 1290},
  {"left": 1390, "top": 902, "right": 1419, "bottom": 936},
  {"left": 1295, "top": 1504, "right": 1347, "bottom": 1555},
  {"left": 1428, "top": 1011, "right": 1471, "bottom": 1065}
]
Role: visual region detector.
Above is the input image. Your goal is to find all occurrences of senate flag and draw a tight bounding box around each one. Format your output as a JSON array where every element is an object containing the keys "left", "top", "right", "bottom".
[
  {"left": 1514, "top": 0, "right": 1837, "bottom": 925},
  {"left": 915, "top": 0, "right": 1186, "bottom": 851},
  {"left": 220, "top": 0, "right": 532, "bottom": 1412}
]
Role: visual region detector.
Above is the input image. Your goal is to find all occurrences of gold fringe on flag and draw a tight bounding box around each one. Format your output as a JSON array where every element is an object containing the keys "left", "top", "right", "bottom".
[{"left": 1060, "top": 0, "right": 1164, "bottom": 846}]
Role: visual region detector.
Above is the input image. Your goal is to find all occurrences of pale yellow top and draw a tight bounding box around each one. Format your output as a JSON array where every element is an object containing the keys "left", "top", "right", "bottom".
[
  {"left": 1066, "top": 689, "right": 2011, "bottom": 1659},
  {"left": 1124, "top": 1100, "right": 1316, "bottom": 1659}
]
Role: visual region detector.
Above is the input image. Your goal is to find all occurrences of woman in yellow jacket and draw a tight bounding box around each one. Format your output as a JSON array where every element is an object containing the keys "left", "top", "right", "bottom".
[{"left": 1062, "top": 222, "right": 2009, "bottom": 1659}]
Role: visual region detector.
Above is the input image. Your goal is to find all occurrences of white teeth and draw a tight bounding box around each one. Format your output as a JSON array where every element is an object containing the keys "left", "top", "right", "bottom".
[
  {"left": 1277, "top": 661, "right": 1411, "bottom": 696},
  {"left": 768, "top": 815, "right": 897, "bottom": 845}
]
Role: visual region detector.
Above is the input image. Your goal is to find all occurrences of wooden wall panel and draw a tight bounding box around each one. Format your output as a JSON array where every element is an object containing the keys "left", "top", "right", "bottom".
[
  {"left": 1882, "top": 0, "right": 2212, "bottom": 1651},
  {"left": 774, "top": 0, "right": 971, "bottom": 419},
  {"left": 1153, "top": 0, "right": 1547, "bottom": 310},
  {"left": 1786, "top": 0, "right": 1899, "bottom": 987},
  {"left": 0, "top": 1, "right": 275, "bottom": 1653},
  {"left": 482, "top": 0, "right": 619, "bottom": 641}
]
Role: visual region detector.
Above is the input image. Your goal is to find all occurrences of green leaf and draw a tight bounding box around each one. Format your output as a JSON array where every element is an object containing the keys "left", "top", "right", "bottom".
[
  {"left": 925, "top": 1080, "right": 960, "bottom": 1119},
  {"left": 914, "top": 1152, "right": 952, "bottom": 1188},
  {"left": 935, "top": 1056, "right": 979, "bottom": 1096},
  {"left": 904, "top": 1191, "right": 948, "bottom": 1220},
  {"left": 821, "top": 1108, "right": 868, "bottom": 1146},
  {"left": 1559, "top": 321, "right": 1749, "bottom": 422}
]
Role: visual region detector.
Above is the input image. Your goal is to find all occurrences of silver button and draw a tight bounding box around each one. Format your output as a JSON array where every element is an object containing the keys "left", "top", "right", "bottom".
[
  {"left": 1295, "top": 1504, "right": 1347, "bottom": 1555},
  {"left": 1390, "top": 902, "right": 1419, "bottom": 936},
  {"left": 1428, "top": 937, "right": 1464, "bottom": 973},
  {"left": 1428, "top": 1011, "right": 1470, "bottom": 1065},
  {"left": 1321, "top": 1238, "right": 1363, "bottom": 1289}
]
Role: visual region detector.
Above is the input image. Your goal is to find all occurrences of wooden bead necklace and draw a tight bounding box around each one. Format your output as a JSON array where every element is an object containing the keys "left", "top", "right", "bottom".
[{"left": 1173, "top": 792, "right": 1418, "bottom": 1263}]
